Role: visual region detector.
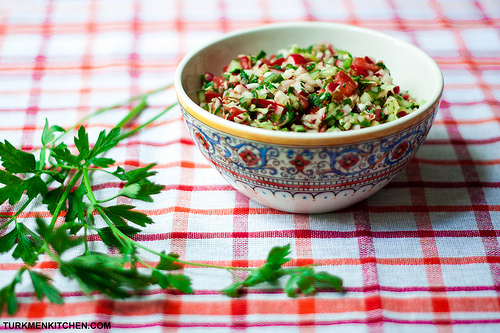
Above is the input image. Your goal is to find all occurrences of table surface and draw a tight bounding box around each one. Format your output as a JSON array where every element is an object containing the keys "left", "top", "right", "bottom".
[{"left": 1, "top": 0, "right": 499, "bottom": 332}]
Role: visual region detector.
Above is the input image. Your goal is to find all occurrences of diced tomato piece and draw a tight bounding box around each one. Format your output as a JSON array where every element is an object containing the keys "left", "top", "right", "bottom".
[
  {"left": 227, "top": 107, "right": 245, "bottom": 121},
  {"left": 288, "top": 54, "right": 307, "bottom": 65},
  {"left": 294, "top": 90, "right": 309, "bottom": 109},
  {"left": 328, "top": 44, "right": 336, "bottom": 56},
  {"left": 238, "top": 55, "right": 252, "bottom": 69},
  {"left": 325, "top": 82, "right": 343, "bottom": 101},
  {"left": 205, "top": 91, "right": 222, "bottom": 102},
  {"left": 331, "top": 91, "right": 344, "bottom": 102},
  {"left": 350, "top": 57, "right": 381, "bottom": 77},
  {"left": 307, "top": 106, "right": 319, "bottom": 115},
  {"left": 269, "top": 56, "right": 286, "bottom": 67},
  {"left": 325, "top": 82, "right": 339, "bottom": 93},
  {"left": 212, "top": 76, "right": 225, "bottom": 90},
  {"left": 252, "top": 99, "right": 286, "bottom": 115},
  {"left": 334, "top": 71, "right": 357, "bottom": 96},
  {"left": 252, "top": 98, "right": 283, "bottom": 112},
  {"left": 203, "top": 72, "right": 214, "bottom": 82}
]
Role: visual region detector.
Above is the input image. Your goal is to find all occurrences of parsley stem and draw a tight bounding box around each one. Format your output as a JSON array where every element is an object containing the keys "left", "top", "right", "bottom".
[
  {"left": 0, "top": 196, "right": 35, "bottom": 229},
  {"left": 117, "top": 102, "right": 178, "bottom": 141},
  {"left": 116, "top": 98, "right": 148, "bottom": 129},
  {"left": 40, "top": 243, "right": 64, "bottom": 265},
  {"left": 81, "top": 165, "right": 255, "bottom": 272},
  {"left": 84, "top": 226, "right": 89, "bottom": 254},
  {"left": 52, "top": 83, "right": 174, "bottom": 145},
  {"left": 0, "top": 176, "right": 54, "bottom": 230},
  {"left": 129, "top": 240, "right": 253, "bottom": 272},
  {"left": 82, "top": 167, "right": 130, "bottom": 250},
  {"left": 35, "top": 169, "right": 83, "bottom": 260},
  {"left": 49, "top": 170, "right": 82, "bottom": 229},
  {"left": 137, "top": 257, "right": 155, "bottom": 270}
]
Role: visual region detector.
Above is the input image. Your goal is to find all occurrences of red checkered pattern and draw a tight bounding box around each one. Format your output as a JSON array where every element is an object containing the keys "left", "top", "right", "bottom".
[{"left": 1, "top": 0, "right": 500, "bottom": 331}]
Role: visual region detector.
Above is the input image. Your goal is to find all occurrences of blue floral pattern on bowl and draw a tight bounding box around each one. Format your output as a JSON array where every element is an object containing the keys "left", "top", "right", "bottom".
[{"left": 181, "top": 106, "right": 436, "bottom": 213}]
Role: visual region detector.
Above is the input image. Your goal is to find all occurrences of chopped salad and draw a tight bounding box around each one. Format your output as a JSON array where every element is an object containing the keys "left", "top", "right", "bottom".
[{"left": 199, "top": 43, "right": 420, "bottom": 132}]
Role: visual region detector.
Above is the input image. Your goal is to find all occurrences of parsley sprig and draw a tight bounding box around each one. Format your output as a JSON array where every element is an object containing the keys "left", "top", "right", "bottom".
[{"left": 0, "top": 85, "right": 343, "bottom": 315}]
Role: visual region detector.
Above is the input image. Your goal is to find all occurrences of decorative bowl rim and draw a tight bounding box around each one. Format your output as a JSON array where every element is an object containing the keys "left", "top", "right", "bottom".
[{"left": 175, "top": 21, "right": 443, "bottom": 146}]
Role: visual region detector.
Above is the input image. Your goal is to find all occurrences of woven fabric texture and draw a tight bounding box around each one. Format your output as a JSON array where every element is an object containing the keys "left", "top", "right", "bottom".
[{"left": 1, "top": 0, "right": 499, "bottom": 332}]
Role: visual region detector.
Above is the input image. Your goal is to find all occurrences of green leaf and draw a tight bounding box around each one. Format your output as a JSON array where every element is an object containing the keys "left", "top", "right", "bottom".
[
  {"left": 114, "top": 163, "right": 156, "bottom": 183},
  {"left": 12, "top": 223, "right": 41, "bottom": 266},
  {"left": 25, "top": 175, "right": 49, "bottom": 200},
  {"left": 308, "top": 94, "right": 324, "bottom": 108},
  {"left": 36, "top": 218, "right": 84, "bottom": 255},
  {"left": 313, "top": 271, "right": 343, "bottom": 292},
  {"left": 156, "top": 251, "right": 183, "bottom": 271},
  {"left": 88, "top": 127, "right": 121, "bottom": 160},
  {"left": 74, "top": 125, "right": 90, "bottom": 161},
  {"left": 37, "top": 146, "right": 46, "bottom": 171},
  {"left": 112, "top": 164, "right": 165, "bottom": 201},
  {"left": 296, "top": 268, "right": 315, "bottom": 295},
  {"left": 0, "top": 170, "right": 25, "bottom": 205},
  {"left": 152, "top": 259, "right": 193, "bottom": 294},
  {"left": 41, "top": 120, "right": 64, "bottom": 145},
  {"left": 111, "top": 166, "right": 127, "bottom": 180},
  {"left": 88, "top": 157, "right": 115, "bottom": 168},
  {"left": 116, "top": 171, "right": 165, "bottom": 202},
  {"left": 244, "top": 264, "right": 283, "bottom": 286},
  {"left": 0, "top": 228, "right": 17, "bottom": 253},
  {"left": 0, "top": 169, "right": 23, "bottom": 186},
  {"left": 101, "top": 204, "right": 153, "bottom": 227},
  {"left": 97, "top": 225, "right": 141, "bottom": 249},
  {"left": 233, "top": 244, "right": 293, "bottom": 289},
  {"left": 111, "top": 164, "right": 165, "bottom": 201},
  {"left": 118, "top": 183, "right": 141, "bottom": 199},
  {"left": 29, "top": 270, "right": 63, "bottom": 304},
  {"left": 49, "top": 224, "right": 85, "bottom": 255},
  {"left": 51, "top": 142, "right": 78, "bottom": 166},
  {"left": 66, "top": 183, "right": 87, "bottom": 224},
  {"left": 42, "top": 186, "right": 65, "bottom": 215},
  {"left": 0, "top": 284, "right": 18, "bottom": 315},
  {"left": 168, "top": 274, "right": 193, "bottom": 294},
  {"left": 152, "top": 269, "right": 170, "bottom": 289},
  {"left": 34, "top": 217, "right": 50, "bottom": 239},
  {"left": 133, "top": 182, "right": 164, "bottom": 202},
  {"left": 151, "top": 270, "right": 192, "bottom": 294},
  {"left": 0, "top": 140, "right": 37, "bottom": 174},
  {"left": 86, "top": 205, "right": 96, "bottom": 225},
  {"left": 6, "top": 288, "right": 18, "bottom": 315},
  {"left": 266, "top": 244, "right": 291, "bottom": 270},
  {"left": 284, "top": 274, "right": 300, "bottom": 297},
  {"left": 283, "top": 269, "right": 343, "bottom": 298},
  {"left": 221, "top": 281, "right": 244, "bottom": 298},
  {"left": 283, "top": 268, "right": 316, "bottom": 297},
  {"left": 0, "top": 269, "right": 24, "bottom": 315},
  {"left": 60, "top": 252, "right": 152, "bottom": 299}
]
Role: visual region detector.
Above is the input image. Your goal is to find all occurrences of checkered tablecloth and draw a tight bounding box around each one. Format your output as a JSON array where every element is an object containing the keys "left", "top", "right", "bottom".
[{"left": 1, "top": 0, "right": 499, "bottom": 332}]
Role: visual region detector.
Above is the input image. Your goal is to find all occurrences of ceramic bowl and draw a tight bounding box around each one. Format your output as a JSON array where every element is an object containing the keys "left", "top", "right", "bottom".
[{"left": 174, "top": 22, "right": 443, "bottom": 213}]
